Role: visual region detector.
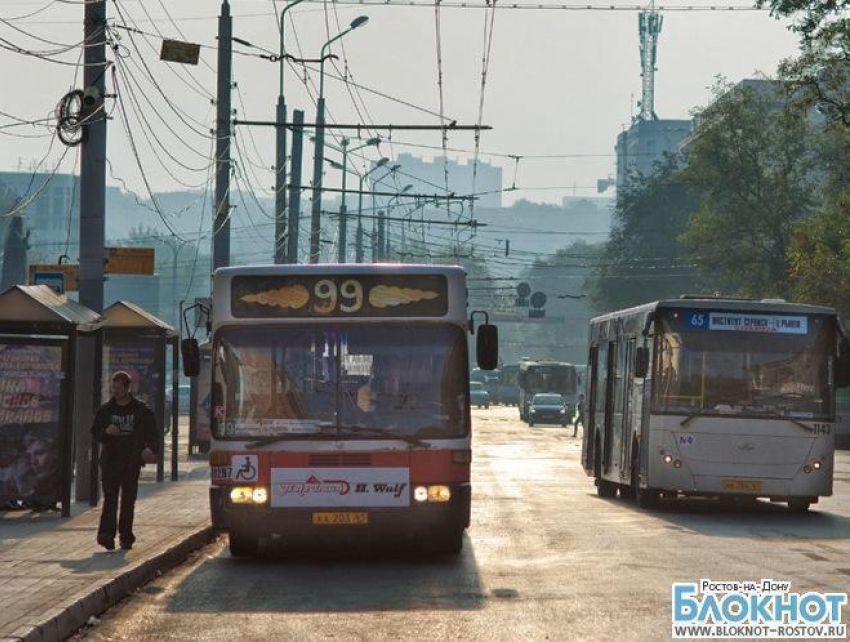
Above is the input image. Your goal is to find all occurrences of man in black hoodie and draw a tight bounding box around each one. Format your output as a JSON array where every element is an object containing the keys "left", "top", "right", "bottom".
[{"left": 92, "top": 371, "right": 159, "bottom": 550}]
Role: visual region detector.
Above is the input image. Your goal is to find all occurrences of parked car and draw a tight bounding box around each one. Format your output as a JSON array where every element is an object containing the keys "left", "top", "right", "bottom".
[
  {"left": 528, "top": 393, "right": 568, "bottom": 427},
  {"left": 469, "top": 381, "right": 490, "bottom": 409},
  {"left": 165, "top": 383, "right": 192, "bottom": 415}
]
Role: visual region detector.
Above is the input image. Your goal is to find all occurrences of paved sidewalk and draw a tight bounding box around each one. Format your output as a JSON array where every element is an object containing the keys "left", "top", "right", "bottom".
[{"left": 0, "top": 434, "right": 213, "bottom": 642}]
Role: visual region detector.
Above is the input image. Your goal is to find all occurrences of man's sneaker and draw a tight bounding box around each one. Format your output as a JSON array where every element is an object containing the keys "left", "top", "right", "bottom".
[{"left": 97, "top": 537, "right": 115, "bottom": 551}]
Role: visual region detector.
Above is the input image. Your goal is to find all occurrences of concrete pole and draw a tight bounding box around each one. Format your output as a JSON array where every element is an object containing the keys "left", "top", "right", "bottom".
[
  {"left": 76, "top": 0, "right": 107, "bottom": 503},
  {"left": 308, "top": 97, "right": 325, "bottom": 263},
  {"left": 286, "top": 109, "right": 305, "bottom": 263},
  {"left": 213, "top": 0, "right": 232, "bottom": 270},
  {"left": 337, "top": 139, "right": 349, "bottom": 263}
]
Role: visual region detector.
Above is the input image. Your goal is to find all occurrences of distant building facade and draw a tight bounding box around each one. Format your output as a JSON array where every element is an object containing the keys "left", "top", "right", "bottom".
[
  {"left": 615, "top": 118, "right": 693, "bottom": 187},
  {"left": 373, "top": 153, "right": 503, "bottom": 209},
  {"left": 0, "top": 172, "right": 79, "bottom": 264}
]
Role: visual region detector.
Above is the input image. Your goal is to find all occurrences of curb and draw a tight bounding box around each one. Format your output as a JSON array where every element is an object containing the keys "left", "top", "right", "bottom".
[{"left": 7, "top": 526, "right": 215, "bottom": 642}]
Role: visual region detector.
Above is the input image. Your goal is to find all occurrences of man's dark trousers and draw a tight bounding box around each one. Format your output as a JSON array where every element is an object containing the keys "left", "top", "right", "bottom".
[{"left": 98, "top": 462, "right": 141, "bottom": 544}]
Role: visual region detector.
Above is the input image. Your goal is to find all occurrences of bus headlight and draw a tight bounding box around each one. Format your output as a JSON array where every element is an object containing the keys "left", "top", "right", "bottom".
[
  {"left": 662, "top": 453, "right": 673, "bottom": 464},
  {"left": 812, "top": 460, "right": 822, "bottom": 470},
  {"left": 427, "top": 485, "right": 451, "bottom": 502},
  {"left": 414, "top": 485, "right": 451, "bottom": 502},
  {"left": 230, "top": 486, "right": 268, "bottom": 504},
  {"left": 230, "top": 487, "right": 253, "bottom": 504}
]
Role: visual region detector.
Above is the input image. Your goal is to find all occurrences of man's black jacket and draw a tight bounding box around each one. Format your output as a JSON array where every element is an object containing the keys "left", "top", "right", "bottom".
[{"left": 91, "top": 396, "right": 159, "bottom": 468}]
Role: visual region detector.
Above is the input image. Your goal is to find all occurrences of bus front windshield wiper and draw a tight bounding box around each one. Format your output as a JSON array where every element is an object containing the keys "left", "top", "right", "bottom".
[{"left": 332, "top": 425, "right": 432, "bottom": 448}]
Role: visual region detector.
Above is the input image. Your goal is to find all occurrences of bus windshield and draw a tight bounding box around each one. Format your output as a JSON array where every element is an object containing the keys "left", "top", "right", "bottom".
[
  {"left": 652, "top": 310, "right": 834, "bottom": 420},
  {"left": 213, "top": 325, "right": 468, "bottom": 440},
  {"left": 523, "top": 366, "right": 576, "bottom": 394}
]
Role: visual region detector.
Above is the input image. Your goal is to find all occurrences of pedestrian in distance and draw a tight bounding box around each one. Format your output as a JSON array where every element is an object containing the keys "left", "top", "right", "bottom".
[
  {"left": 92, "top": 371, "right": 159, "bottom": 551},
  {"left": 573, "top": 393, "right": 586, "bottom": 438}
]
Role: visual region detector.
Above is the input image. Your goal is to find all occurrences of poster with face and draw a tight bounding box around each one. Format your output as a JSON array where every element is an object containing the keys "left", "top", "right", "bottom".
[
  {"left": 0, "top": 341, "right": 65, "bottom": 508},
  {"left": 102, "top": 340, "right": 161, "bottom": 421}
]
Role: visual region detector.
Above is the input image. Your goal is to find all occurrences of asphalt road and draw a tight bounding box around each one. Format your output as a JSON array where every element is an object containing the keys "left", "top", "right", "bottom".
[{"left": 82, "top": 406, "right": 850, "bottom": 641}]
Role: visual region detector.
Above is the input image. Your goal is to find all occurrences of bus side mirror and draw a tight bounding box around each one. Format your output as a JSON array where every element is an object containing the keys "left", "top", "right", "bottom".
[
  {"left": 477, "top": 324, "right": 499, "bottom": 371},
  {"left": 181, "top": 338, "right": 200, "bottom": 377},
  {"left": 634, "top": 346, "right": 649, "bottom": 379}
]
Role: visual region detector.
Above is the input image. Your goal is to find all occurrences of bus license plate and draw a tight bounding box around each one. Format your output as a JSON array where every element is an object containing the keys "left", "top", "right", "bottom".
[
  {"left": 722, "top": 479, "right": 763, "bottom": 492},
  {"left": 312, "top": 512, "right": 369, "bottom": 525}
]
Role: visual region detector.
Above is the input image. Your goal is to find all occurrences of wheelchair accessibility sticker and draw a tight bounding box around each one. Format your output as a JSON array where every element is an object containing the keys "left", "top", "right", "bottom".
[{"left": 232, "top": 454, "right": 258, "bottom": 482}]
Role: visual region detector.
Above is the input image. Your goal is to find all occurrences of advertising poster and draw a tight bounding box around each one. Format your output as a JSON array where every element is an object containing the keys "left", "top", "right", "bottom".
[
  {"left": 102, "top": 340, "right": 161, "bottom": 421},
  {"left": 0, "top": 341, "right": 65, "bottom": 509},
  {"left": 194, "top": 349, "right": 211, "bottom": 444}
]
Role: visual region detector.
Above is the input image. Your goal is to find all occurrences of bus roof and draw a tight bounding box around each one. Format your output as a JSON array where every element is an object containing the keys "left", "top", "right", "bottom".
[
  {"left": 590, "top": 298, "right": 837, "bottom": 326},
  {"left": 211, "top": 263, "right": 469, "bottom": 328}
]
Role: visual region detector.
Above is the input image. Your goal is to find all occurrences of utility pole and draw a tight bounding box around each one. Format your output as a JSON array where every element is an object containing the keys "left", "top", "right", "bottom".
[
  {"left": 77, "top": 0, "right": 108, "bottom": 506},
  {"left": 79, "top": 0, "right": 107, "bottom": 313},
  {"left": 213, "top": 0, "right": 232, "bottom": 270},
  {"left": 286, "top": 109, "right": 304, "bottom": 263},
  {"left": 337, "top": 138, "right": 349, "bottom": 263},
  {"left": 308, "top": 95, "right": 325, "bottom": 263},
  {"left": 376, "top": 210, "right": 385, "bottom": 261}
]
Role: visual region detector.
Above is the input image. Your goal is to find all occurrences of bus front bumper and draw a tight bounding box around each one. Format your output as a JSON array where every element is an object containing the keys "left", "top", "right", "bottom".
[{"left": 209, "top": 483, "right": 471, "bottom": 542}]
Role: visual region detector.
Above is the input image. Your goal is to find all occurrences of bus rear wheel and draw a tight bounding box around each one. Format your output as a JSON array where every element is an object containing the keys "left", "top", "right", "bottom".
[
  {"left": 229, "top": 532, "right": 259, "bottom": 557},
  {"left": 788, "top": 498, "right": 812, "bottom": 514},
  {"left": 632, "top": 455, "right": 660, "bottom": 509}
]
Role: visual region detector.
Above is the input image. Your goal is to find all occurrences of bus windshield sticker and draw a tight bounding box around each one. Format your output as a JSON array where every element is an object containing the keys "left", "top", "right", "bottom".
[
  {"left": 228, "top": 419, "right": 322, "bottom": 436},
  {"left": 231, "top": 274, "right": 448, "bottom": 318}
]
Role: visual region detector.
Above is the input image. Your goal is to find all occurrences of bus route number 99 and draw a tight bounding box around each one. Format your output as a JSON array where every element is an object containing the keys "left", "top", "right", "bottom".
[{"left": 314, "top": 279, "right": 364, "bottom": 314}]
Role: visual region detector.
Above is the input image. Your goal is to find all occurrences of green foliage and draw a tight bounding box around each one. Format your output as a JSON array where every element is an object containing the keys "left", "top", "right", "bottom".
[
  {"left": 788, "top": 186, "right": 850, "bottom": 319},
  {"left": 589, "top": 157, "right": 702, "bottom": 314},
  {"left": 756, "top": 0, "right": 846, "bottom": 46},
  {"left": 679, "top": 80, "right": 818, "bottom": 298}
]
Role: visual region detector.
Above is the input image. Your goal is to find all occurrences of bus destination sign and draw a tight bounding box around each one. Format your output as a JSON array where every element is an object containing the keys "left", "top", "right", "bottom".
[{"left": 231, "top": 274, "right": 448, "bottom": 318}]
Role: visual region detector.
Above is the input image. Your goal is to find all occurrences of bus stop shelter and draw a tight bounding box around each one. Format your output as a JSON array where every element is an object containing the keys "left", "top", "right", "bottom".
[
  {"left": 0, "top": 285, "right": 103, "bottom": 517},
  {"left": 100, "top": 301, "right": 179, "bottom": 488}
]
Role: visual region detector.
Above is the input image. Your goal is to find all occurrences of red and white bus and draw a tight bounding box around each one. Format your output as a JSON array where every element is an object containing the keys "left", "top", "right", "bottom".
[{"left": 183, "top": 264, "right": 497, "bottom": 556}]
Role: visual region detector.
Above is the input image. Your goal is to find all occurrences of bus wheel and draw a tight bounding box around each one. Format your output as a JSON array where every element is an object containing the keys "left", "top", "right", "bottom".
[
  {"left": 788, "top": 498, "right": 811, "bottom": 514},
  {"left": 229, "top": 532, "right": 259, "bottom": 557},
  {"left": 632, "top": 457, "right": 659, "bottom": 509}
]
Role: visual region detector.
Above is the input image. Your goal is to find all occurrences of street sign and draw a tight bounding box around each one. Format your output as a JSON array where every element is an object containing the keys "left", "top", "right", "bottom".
[
  {"left": 28, "top": 264, "right": 79, "bottom": 292},
  {"left": 105, "top": 247, "right": 155, "bottom": 275},
  {"left": 33, "top": 272, "right": 65, "bottom": 295},
  {"left": 160, "top": 39, "right": 201, "bottom": 65}
]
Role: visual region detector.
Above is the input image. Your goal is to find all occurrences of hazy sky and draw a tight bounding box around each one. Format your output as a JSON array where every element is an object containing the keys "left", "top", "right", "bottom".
[{"left": 1, "top": 0, "right": 800, "bottom": 207}]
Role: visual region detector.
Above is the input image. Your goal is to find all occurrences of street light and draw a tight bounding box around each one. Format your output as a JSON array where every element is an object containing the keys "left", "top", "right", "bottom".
[
  {"left": 385, "top": 184, "right": 413, "bottom": 260},
  {"left": 320, "top": 136, "right": 380, "bottom": 262},
  {"left": 309, "top": 16, "right": 369, "bottom": 263},
  {"left": 372, "top": 164, "right": 401, "bottom": 261},
  {"left": 274, "top": 0, "right": 309, "bottom": 264},
  {"left": 356, "top": 157, "right": 389, "bottom": 262}
]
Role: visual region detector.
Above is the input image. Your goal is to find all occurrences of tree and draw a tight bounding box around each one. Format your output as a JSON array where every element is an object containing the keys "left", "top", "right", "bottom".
[
  {"left": 589, "top": 157, "right": 702, "bottom": 314},
  {"left": 678, "top": 80, "right": 818, "bottom": 299},
  {"left": 758, "top": 0, "right": 848, "bottom": 126},
  {"left": 787, "top": 184, "right": 850, "bottom": 319}
]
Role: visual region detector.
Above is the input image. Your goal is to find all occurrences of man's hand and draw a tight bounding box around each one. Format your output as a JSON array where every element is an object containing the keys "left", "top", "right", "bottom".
[
  {"left": 141, "top": 447, "right": 156, "bottom": 464},
  {"left": 105, "top": 424, "right": 120, "bottom": 436}
]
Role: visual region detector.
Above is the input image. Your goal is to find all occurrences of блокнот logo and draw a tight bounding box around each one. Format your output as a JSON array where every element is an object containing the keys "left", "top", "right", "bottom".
[{"left": 672, "top": 579, "right": 847, "bottom": 639}]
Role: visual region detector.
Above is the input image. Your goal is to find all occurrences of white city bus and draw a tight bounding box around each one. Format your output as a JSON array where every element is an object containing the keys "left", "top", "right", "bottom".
[
  {"left": 581, "top": 297, "right": 850, "bottom": 512},
  {"left": 182, "top": 264, "right": 497, "bottom": 556}
]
